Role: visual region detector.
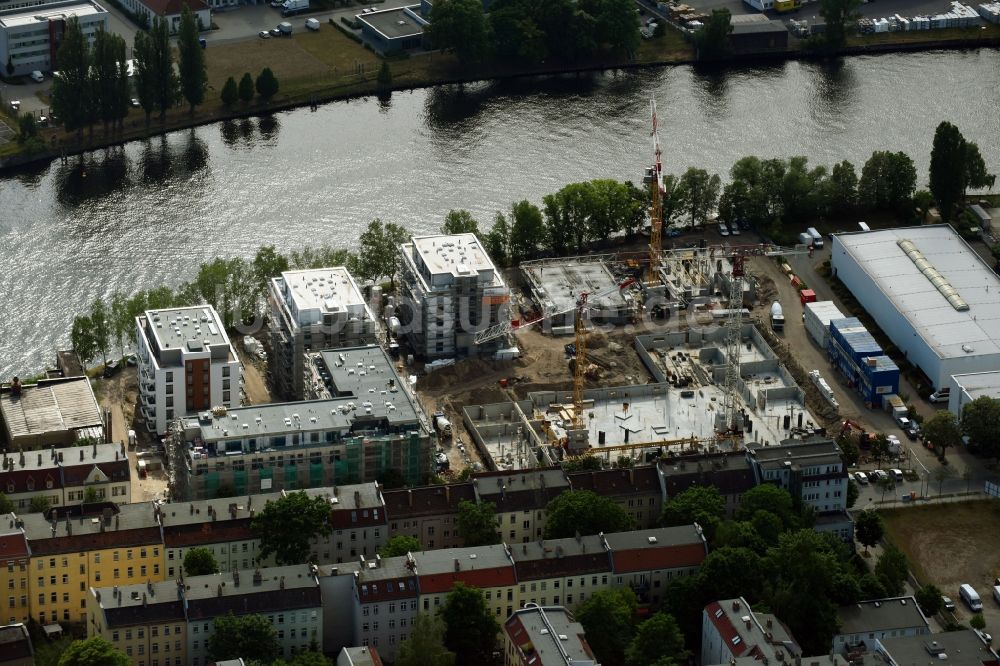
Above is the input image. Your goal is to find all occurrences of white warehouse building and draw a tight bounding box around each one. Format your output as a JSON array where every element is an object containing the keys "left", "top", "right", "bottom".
[
  {"left": 947, "top": 371, "right": 1000, "bottom": 421},
  {"left": 830, "top": 225, "right": 1000, "bottom": 390}
]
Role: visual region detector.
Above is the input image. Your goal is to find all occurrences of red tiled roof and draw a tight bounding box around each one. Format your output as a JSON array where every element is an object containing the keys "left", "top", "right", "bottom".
[
  {"left": 417, "top": 566, "right": 516, "bottom": 594},
  {"left": 0, "top": 531, "right": 29, "bottom": 563},
  {"left": 610, "top": 541, "right": 706, "bottom": 573},
  {"left": 0, "top": 459, "right": 129, "bottom": 494},
  {"left": 705, "top": 601, "right": 751, "bottom": 658},
  {"left": 138, "top": 0, "right": 208, "bottom": 16}
]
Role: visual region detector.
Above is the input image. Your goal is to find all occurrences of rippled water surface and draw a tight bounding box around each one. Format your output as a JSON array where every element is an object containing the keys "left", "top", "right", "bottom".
[{"left": 2, "top": 50, "right": 999, "bottom": 376}]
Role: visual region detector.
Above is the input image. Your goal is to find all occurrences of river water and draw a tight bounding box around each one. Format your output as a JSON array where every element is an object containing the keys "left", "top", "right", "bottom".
[{"left": 2, "top": 49, "right": 999, "bottom": 377}]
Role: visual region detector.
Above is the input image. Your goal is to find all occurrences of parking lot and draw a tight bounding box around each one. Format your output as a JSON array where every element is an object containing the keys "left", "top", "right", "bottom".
[{"left": 207, "top": 0, "right": 412, "bottom": 44}]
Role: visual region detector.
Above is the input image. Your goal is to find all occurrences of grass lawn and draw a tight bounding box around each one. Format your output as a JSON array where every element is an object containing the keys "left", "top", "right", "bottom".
[{"left": 881, "top": 500, "right": 1000, "bottom": 590}]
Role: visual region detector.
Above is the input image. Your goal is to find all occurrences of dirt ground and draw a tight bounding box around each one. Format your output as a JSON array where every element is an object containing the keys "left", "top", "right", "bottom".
[
  {"left": 236, "top": 347, "right": 271, "bottom": 406},
  {"left": 883, "top": 501, "right": 1000, "bottom": 622}
]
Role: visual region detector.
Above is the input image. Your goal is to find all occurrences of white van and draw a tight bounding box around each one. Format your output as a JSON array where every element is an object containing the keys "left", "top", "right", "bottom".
[
  {"left": 305, "top": 17, "right": 320, "bottom": 30},
  {"left": 807, "top": 227, "right": 824, "bottom": 248},
  {"left": 961, "top": 584, "right": 983, "bottom": 612},
  {"left": 993, "top": 585, "right": 1000, "bottom": 606}
]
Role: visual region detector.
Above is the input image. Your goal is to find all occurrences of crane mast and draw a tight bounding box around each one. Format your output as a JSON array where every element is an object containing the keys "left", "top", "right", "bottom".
[{"left": 645, "top": 99, "right": 665, "bottom": 286}]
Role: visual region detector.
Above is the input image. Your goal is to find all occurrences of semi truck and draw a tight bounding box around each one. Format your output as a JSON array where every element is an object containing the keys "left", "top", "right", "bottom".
[
  {"left": 281, "top": 0, "right": 308, "bottom": 16},
  {"left": 770, "top": 301, "right": 785, "bottom": 332}
]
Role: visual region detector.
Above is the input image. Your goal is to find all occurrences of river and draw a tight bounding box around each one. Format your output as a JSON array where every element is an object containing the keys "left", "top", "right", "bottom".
[{"left": 2, "top": 49, "right": 999, "bottom": 378}]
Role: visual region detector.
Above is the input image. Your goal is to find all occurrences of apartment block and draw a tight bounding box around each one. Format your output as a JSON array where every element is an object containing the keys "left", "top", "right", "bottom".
[
  {"left": 834, "top": 596, "right": 930, "bottom": 657},
  {"left": 658, "top": 453, "right": 756, "bottom": 517},
  {"left": 504, "top": 606, "right": 598, "bottom": 666},
  {"left": 0, "top": 0, "right": 108, "bottom": 76},
  {"left": 398, "top": 233, "right": 510, "bottom": 360},
  {"left": 746, "top": 439, "right": 853, "bottom": 540},
  {"left": 88, "top": 565, "right": 323, "bottom": 666},
  {"left": 175, "top": 346, "right": 430, "bottom": 500},
  {"left": 474, "top": 470, "right": 570, "bottom": 544},
  {"left": 383, "top": 483, "right": 475, "bottom": 551},
  {"left": 21, "top": 503, "right": 165, "bottom": 626},
  {"left": 268, "top": 268, "right": 377, "bottom": 401},
  {"left": 0, "top": 526, "right": 30, "bottom": 626},
  {"left": 566, "top": 466, "right": 663, "bottom": 529},
  {"left": 136, "top": 306, "right": 241, "bottom": 435},
  {"left": 0, "top": 443, "right": 130, "bottom": 512}
]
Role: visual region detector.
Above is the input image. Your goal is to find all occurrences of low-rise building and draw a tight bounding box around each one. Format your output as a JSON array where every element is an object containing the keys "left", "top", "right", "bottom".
[
  {"left": 0, "top": 443, "right": 130, "bottom": 512},
  {"left": 0, "top": 0, "right": 108, "bottom": 76},
  {"left": 136, "top": 305, "right": 241, "bottom": 436},
  {"left": 174, "top": 346, "right": 430, "bottom": 500},
  {"left": 503, "top": 605, "right": 598, "bottom": 666},
  {"left": 118, "top": 0, "right": 209, "bottom": 32},
  {"left": 22, "top": 503, "right": 165, "bottom": 626},
  {"left": 88, "top": 564, "right": 323, "bottom": 666},
  {"left": 267, "top": 268, "right": 377, "bottom": 401},
  {"left": 948, "top": 371, "right": 1000, "bottom": 422},
  {"left": 0, "top": 623, "right": 33, "bottom": 666},
  {"left": 357, "top": 5, "right": 426, "bottom": 55},
  {"left": 0, "top": 526, "right": 30, "bottom": 626},
  {"left": 876, "top": 631, "right": 998, "bottom": 666},
  {"left": 834, "top": 596, "right": 930, "bottom": 656},
  {"left": 1, "top": 376, "right": 104, "bottom": 450}
]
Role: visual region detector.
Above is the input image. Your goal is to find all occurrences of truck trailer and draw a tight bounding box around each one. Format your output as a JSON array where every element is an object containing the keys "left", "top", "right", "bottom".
[{"left": 281, "top": 0, "right": 308, "bottom": 16}]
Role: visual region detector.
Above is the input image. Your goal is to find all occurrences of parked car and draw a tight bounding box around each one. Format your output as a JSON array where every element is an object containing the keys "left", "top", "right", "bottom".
[
  {"left": 103, "top": 360, "right": 120, "bottom": 379},
  {"left": 718, "top": 222, "right": 730, "bottom": 236},
  {"left": 929, "top": 388, "right": 950, "bottom": 403},
  {"left": 906, "top": 422, "right": 921, "bottom": 440},
  {"left": 269, "top": 27, "right": 281, "bottom": 36},
  {"left": 854, "top": 471, "right": 869, "bottom": 485},
  {"left": 259, "top": 30, "right": 271, "bottom": 38},
  {"left": 131, "top": 98, "right": 141, "bottom": 107},
  {"left": 30, "top": 70, "right": 44, "bottom": 82},
  {"left": 942, "top": 595, "right": 955, "bottom": 611},
  {"left": 890, "top": 468, "right": 903, "bottom": 482}
]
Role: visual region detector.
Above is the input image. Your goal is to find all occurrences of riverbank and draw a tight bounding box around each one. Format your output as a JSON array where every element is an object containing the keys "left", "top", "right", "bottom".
[{"left": 1, "top": 23, "right": 998, "bottom": 171}]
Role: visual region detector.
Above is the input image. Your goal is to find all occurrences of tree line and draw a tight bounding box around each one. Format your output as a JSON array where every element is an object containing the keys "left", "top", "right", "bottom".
[
  {"left": 51, "top": 6, "right": 207, "bottom": 136},
  {"left": 427, "top": 0, "right": 641, "bottom": 65}
]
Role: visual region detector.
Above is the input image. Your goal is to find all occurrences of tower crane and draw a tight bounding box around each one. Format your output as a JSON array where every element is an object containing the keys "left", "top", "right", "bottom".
[{"left": 644, "top": 99, "right": 665, "bottom": 286}]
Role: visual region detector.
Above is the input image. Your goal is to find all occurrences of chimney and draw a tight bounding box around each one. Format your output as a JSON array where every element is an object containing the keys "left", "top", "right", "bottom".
[
  {"left": 279, "top": 576, "right": 285, "bottom": 590},
  {"left": 253, "top": 570, "right": 262, "bottom": 585},
  {"left": 375, "top": 554, "right": 382, "bottom": 568},
  {"left": 18, "top": 450, "right": 24, "bottom": 467},
  {"left": 407, "top": 489, "right": 413, "bottom": 506},
  {"left": 115, "top": 515, "right": 120, "bottom": 530},
  {"left": 233, "top": 571, "right": 240, "bottom": 587},
  {"left": 37, "top": 453, "right": 42, "bottom": 466},
  {"left": 92, "top": 442, "right": 97, "bottom": 458},
  {"left": 445, "top": 485, "right": 450, "bottom": 502},
  {"left": 80, "top": 450, "right": 84, "bottom": 461},
  {"left": 453, "top": 559, "right": 460, "bottom": 572},
  {"left": 10, "top": 377, "right": 21, "bottom": 396},
  {"left": 217, "top": 584, "right": 223, "bottom": 597},
  {"left": 142, "top": 592, "right": 147, "bottom": 607},
  {"left": 58, "top": 451, "right": 63, "bottom": 463},
  {"left": 50, "top": 445, "right": 55, "bottom": 460},
  {"left": 767, "top": 618, "right": 773, "bottom": 629},
  {"left": 190, "top": 504, "right": 194, "bottom": 515},
  {"left": 745, "top": 618, "right": 752, "bottom": 630}
]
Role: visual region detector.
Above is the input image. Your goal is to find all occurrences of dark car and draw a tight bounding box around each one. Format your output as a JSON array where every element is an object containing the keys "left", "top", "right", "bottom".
[
  {"left": 906, "top": 423, "right": 920, "bottom": 440},
  {"left": 103, "top": 360, "right": 120, "bottom": 378}
]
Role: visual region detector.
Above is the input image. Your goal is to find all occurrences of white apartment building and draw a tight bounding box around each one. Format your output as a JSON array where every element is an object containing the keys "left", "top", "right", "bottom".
[
  {"left": 0, "top": 0, "right": 107, "bottom": 76},
  {"left": 398, "top": 233, "right": 510, "bottom": 360},
  {"left": 135, "top": 306, "right": 241, "bottom": 435},
  {"left": 268, "top": 268, "right": 377, "bottom": 401}
]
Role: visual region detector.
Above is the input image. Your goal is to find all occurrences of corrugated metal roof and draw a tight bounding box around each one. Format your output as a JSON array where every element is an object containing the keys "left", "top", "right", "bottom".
[
  {"left": 833, "top": 226, "right": 1000, "bottom": 361},
  {"left": 0, "top": 378, "right": 102, "bottom": 438}
]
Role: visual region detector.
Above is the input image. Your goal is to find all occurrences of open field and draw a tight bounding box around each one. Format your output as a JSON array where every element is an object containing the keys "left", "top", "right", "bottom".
[{"left": 882, "top": 501, "right": 1000, "bottom": 620}]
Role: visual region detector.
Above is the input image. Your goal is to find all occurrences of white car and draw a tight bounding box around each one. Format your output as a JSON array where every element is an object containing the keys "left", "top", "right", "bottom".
[
  {"left": 30, "top": 70, "right": 44, "bottom": 82},
  {"left": 854, "top": 471, "right": 869, "bottom": 485},
  {"left": 718, "top": 222, "right": 730, "bottom": 236},
  {"left": 890, "top": 468, "right": 904, "bottom": 482}
]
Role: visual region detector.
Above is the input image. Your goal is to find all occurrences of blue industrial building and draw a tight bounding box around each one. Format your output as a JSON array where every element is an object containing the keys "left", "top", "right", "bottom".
[{"left": 828, "top": 317, "right": 900, "bottom": 407}]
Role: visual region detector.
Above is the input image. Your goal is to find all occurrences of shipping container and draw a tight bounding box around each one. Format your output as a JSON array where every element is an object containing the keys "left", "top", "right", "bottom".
[
  {"left": 799, "top": 289, "right": 817, "bottom": 305},
  {"left": 803, "top": 301, "right": 844, "bottom": 349}
]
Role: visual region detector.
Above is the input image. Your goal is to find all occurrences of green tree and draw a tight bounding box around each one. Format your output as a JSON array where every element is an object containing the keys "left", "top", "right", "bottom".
[
  {"left": 220, "top": 76, "right": 238, "bottom": 106},
  {"left": 89, "top": 298, "right": 112, "bottom": 368},
  {"left": 456, "top": 499, "right": 499, "bottom": 546},
  {"left": 427, "top": 0, "right": 490, "bottom": 63},
  {"left": 356, "top": 219, "right": 409, "bottom": 287},
  {"left": 238, "top": 72, "right": 255, "bottom": 103},
  {"left": 273, "top": 652, "right": 332, "bottom": 666},
  {"left": 930, "top": 121, "right": 969, "bottom": 221},
  {"left": 207, "top": 612, "right": 280, "bottom": 663},
  {"left": 870, "top": 433, "right": 892, "bottom": 466},
  {"left": 396, "top": 613, "right": 456, "bottom": 666},
  {"left": 489, "top": 5, "right": 546, "bottom": 64},
  {"left": 675, "top": 168, "right": 722, "bottom": 227},
  {"left": 694, "top": 8, "right": 733, "bottom": 59},
  {"left": 543, "top": 489, "right": 634, "bottom": 539},
  {"left": 818, "top": 0, "right": 861, "bottom": 49},
  {"left": 178, "top": 5, "right": 208, "bottom": 113},
  {"left": 576, "top": 587, "right": 638, "bottom": 666},
  {"left": 591, "top": 0, "right": 640, "bottom": 56},
  {"left": 376, "top": 60, "right": 392, "bottom": 89},
  {"left": 16, "top": 112, "right": 37, "bottom": 144},
  {"left": 923, "top": 410, "right": 962, "bottom": 459},
  {"left": 858, "top": 151, "right": 917, "bottom": 212},
  {"left": 561, "top": 455, "right": 603, "bottom": 472},
  {"left": 252, "top": 491, "right": 332, "bottom": 565},
  {"left": 379, "top": 535, "right": 421, "bottom": 558},
  {"left": 132, "top": 31, "right": 157, "bottom": 125},
  {"left": 183, "top": 547, "right": 220, "bottom": 576},
  {"left": 440, "top": 209, "right": 480, "bottom": 235},
  {"left": 91, "top": 27, "right": 130, "bottom": 131},
  {"left": 0, "top": 493, "right": 13, "bottom": 514},
  {"left": 109, "top": 291, "right": 130, "bottom": 358},
  {"left": 148, "top": 17, "right": 180, "bottom": 120},
  {"left": 854, "top": 510, "right": 883, "bottom": 553},
  {"left": 438, "top": 583, "right": 499, "bottom": 665},
  {"left": 736, "top": 484, "right": 796, "bottom": 528},
  {"left": 29, "top": 495, "right": 52, "bottom": 514},
  {"left": 251, "top": 245, "right": 290, "bottom": 303},
  {"left": 50, "top": 17, "right": 93, "bottom": 135},
  {"left": 625, "top": 611, "right": 687, "bottom": 666},
  {"left": 846, "top": 478, "right": 860, "bottom": 509},
  {"left": 838, "top": 432, "right": 860, "bottom": 467},
  {"left": 875, "top": 543, "right": 909, "bottom": 596},
  {"left": 660, "top": 486, "right": 726, "bottom": 538},
  {"left": 484, "top": 211, "right": 511, "bottom": 267},
  {"left": 509, "top": 199, "right": 545, "bottom": 262},
  {"left": 58, "top": 636, "right": 130, "bottom": 666},
  {"left": 84, "top": 486, "right": 99, "bottom": 503},
  {"left": 288, "top": 245, "right": 357, "bottom": 271},
  {"left": 971, "top": 613, "right": 986, "bottom": 631},
  {"left": 962, "top": 396, "right": 1000, "bottom": 460},
  {"left": 915, "top": 584, "right": 943, "bottom": 616},
  {"left": 256, "top": 67, "right": 280, "bottom": 101},
  {"left": 71, "top": 315, "right": 97, "bottom": 366},
  {"left": 829, "top": 160, "right": 859, "bottom": 212}
]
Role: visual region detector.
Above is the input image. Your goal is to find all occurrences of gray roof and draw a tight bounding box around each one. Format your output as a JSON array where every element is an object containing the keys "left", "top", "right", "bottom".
[
  {"left": 475, "top": 469, "right": 571, "bottom": 498},
  {"left": 951, "top": 371, "right": 1000, "bottom": 401},
  {"left": 142, "top": 306, "right": 230, "bottom": 352},
  {"left": 748, "top": 439, "right": 843, "bottom": 469},
  {"left": 409, "top": 233, "right": 497, "bottom": 278},
  {"left": 21, "top": 502, "right": 158, "bottom": 541},
  {"left": 603, "top": 524, "right": 704, "bottom": 550},
  {"left": 0, "top": 442, "right": 125, "bottom": 474},
  {"left": 731, "top": 20, "right": 788, "bottom": 34},
  {"left": 358, "top": 6, "right": 424, "bottom": 39},
  {"left": 181, "top": 564, "right": 319, "bottom": 602},
  {"left": 413, "top": 544, "right": 513, "bottom": 576},
  {"left": 837, "top": 597, "right": 928, "bottom": 636},
  {"left": 878, "top": 630, "right": 996, "bottom": 666},
  {"left": 505, "top": 606, "right": 596, "bottom": 665},
  {"left": 0, "top": 377, "right": 103, "bottom": 438},
  {"left": 273, "top": 268, "right": 369, "bottom": 326}
]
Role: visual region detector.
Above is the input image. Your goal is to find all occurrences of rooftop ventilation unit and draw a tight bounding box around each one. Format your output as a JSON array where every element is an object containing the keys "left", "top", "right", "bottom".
[{"left": 897, "top": 239, "right": 969, "bottom": 311}]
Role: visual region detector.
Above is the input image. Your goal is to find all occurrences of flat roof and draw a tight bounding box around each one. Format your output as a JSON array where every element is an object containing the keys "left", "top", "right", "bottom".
[
  {"left": 833, "top": 226, "right": 1000, "bottom": 362},
  {"left": 747, "top": 439, "right": 843, "bottom": 469},
  {"left": 837, "top": 597, "right": 928, "bottom": 636},
  {"left": 0, "top": 442, "right": 124, "bottom": 472},
  {"left": 522, "top": 259, "right": 629, "bottom": 316},
  {"left": 357, "top": 5, "right": 423, "bottom": 39},
  {"left": 274, "top": 268, "right": 368, "bottom": 325},
  {"left": 143, "top": 306, "right": 230, "bottom": 353},
  {"left": 879, "top": 630, "right": 996, "bottom": 666},
  {"left": 0, "top": 0, "right": 106, "bottom": 27},
  {"left": 410, "top": 233, "right": 497, "bottom": 278},
  {"left": 0, "top": 377, "right": 103, "bottom": 438},
  {"left": 951, "top": 371, "right": 1000, "bottom": 400},
  {"left": 414, "top": 543, "right": 513, "bottom": 576},
  {"left": 505, "top": 606, "right": 596, "bottom": 665}
]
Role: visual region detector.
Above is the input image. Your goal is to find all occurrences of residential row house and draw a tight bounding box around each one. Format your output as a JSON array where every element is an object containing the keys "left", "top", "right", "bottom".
[
  {"left": 503, "top": 605, "right": 597, "bottom": 666},
  {"left": 0, "top": 443, "right": 131, "bottom": 512},
  {"left": 88, "top": 564, "right": 323, "bottom": 666},
  {"left": 0, "top": 527, "right": 30, "bottom": 626},
  {"left": 324, "top": 524, "right": 708, "bottom": 662}
]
